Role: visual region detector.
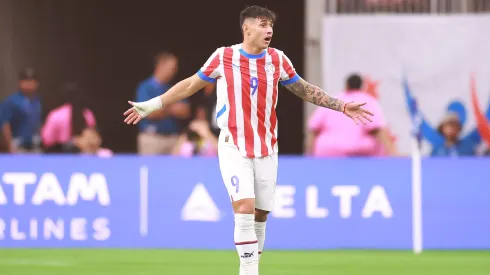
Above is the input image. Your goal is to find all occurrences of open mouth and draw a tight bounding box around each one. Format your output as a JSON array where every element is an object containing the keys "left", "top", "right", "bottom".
[{"left": 264, "top": 37, "right": 272, "bottom": 42}]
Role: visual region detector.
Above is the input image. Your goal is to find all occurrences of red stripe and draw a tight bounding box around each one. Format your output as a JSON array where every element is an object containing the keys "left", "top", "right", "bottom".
[
  {"left": 223, "top": 48, "right": 238, "bottom": 147},
  {"left": 269, "top": 50, "right": 280, "bottom": 148},
  {"left": 235, "top": 240, "right": 258, "bottom": 245},
  {"left": 203, "top": 53, "right": 220, "bottom": 76},
  {"left": 282, "top": 55, "right": 296, "bottom": 79},
  {"left": 256, "top": 57, "right": 268, "bottom": 156},
  {"left": 240, "top": 54, "right": 254, "bottom": 158}
]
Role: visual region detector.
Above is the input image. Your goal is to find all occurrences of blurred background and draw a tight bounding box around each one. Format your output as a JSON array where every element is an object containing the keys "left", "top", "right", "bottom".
[{"left": 0, "top": 0, "right": 489, "bottom": 274}]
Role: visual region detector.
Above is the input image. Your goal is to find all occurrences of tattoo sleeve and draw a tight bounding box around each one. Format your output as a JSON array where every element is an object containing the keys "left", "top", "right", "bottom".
[{"left": 284, "top": 78, "right": 345, "bottom": 111}]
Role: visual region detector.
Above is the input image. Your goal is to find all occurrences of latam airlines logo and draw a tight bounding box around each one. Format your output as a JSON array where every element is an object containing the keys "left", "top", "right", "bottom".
[
  {"left": 0, "top": 172, "right": 110, "bottom": 206},
  {"left": 0, "top": 172, "right": 111, "bottom": 242}
]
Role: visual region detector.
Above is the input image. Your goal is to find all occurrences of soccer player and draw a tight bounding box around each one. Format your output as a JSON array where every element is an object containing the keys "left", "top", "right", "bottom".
[{"left": 123, "top": 5, "right": 373, "bottom": 275}]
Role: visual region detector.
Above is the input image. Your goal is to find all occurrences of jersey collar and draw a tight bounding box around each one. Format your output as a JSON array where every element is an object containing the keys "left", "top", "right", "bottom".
[{"left": 239, "top": 48, "right": 266, "bottom": 59}]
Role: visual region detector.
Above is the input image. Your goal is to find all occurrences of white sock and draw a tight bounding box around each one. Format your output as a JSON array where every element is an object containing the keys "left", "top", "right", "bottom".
[
  {"left": 254, "top": 221, "right": 266, "bottom": 261},
  {"left": 234, "top": 214, "right": 259, "bottom": 275}
]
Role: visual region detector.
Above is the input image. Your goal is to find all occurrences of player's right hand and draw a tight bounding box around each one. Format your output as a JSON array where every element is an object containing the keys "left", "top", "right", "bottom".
[
  {"left": 123, "top": 96, "right": 163, "bottom": 125},
  {"left": 123, "top": 99, "right": 156, "bottom": 125}
]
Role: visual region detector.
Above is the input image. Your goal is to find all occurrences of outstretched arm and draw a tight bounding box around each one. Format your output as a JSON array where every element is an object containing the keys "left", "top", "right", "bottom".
[
  {"left": 124, "top": 74, "right": 208, "bottom": 125},
  {"left": 283, "top": 77, "right": 374, "bottom": 125},
  {"left": 283, "top": 77, "right": 345, "bottom": 111}
]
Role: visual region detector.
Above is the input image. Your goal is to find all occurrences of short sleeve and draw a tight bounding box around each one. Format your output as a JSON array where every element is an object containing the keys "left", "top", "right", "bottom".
[
  {"left": 197, "top": 48, "right": 223, "bottom": 83},
  {"left": 279, "top": 52, "right": 300, "bottom": 85}
]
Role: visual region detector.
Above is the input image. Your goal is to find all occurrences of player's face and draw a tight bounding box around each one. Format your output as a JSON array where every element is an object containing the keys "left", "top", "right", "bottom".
[{"left": 249, "top": 18, "right": 273, "bottom": 49}]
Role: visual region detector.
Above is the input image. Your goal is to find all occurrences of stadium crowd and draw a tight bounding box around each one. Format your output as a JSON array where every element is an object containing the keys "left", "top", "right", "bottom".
[{"left": 1, "top": 51, "right": 489, "bottom": 158}]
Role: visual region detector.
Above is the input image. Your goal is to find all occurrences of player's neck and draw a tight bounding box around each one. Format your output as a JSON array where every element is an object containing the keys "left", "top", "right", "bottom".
[{"left": 241, "top": 42, "right": 265, "bottom": 55}]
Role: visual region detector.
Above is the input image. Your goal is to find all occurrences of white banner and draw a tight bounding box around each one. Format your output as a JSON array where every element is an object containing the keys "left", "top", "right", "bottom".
[{"left": 321, "top": 15, "right": 490, "bottom": 155}]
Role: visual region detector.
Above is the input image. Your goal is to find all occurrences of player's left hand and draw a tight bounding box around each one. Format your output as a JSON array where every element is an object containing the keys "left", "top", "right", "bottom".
[{"left": 343, "top": 102, "right": 374, "bottom": 125}]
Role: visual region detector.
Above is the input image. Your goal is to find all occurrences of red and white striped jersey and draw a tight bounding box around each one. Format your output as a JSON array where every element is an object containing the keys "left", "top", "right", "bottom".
[{"left": 197, "top": 44, "right": 299, "bottom": 158}]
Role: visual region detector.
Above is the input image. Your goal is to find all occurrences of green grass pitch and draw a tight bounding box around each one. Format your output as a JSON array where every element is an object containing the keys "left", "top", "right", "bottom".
[{"left": 0, "top": 249, "right": 488, "bottom": 275}]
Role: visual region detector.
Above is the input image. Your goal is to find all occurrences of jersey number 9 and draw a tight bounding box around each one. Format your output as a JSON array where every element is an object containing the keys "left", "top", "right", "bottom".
[{"left": 250, "top": 77, "right": 258, "bottom": 95}]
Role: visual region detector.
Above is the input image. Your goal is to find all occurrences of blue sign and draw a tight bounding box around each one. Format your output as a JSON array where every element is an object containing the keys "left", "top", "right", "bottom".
[{"left": 0, "top": 155, "right": 488, "bottom": 249}]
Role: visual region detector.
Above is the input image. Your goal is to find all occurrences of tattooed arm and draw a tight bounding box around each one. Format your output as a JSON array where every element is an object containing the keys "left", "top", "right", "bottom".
[
  {"left": 283, "top": 77, "right": 375, "bottom": 125},
  {"left": 283, "top": 77, "right": 346, "bottom": 112}
]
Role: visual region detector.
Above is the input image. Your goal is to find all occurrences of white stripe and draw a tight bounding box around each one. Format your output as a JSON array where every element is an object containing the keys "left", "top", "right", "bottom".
[
  {"left": 248, "top": 58, "right": 261, "bottom": 157},
  {"left": 278, "top": 50, "right": 287, "bottom": 81},
  {"left": 140, "top": 165, "right": 148, "bottom": 237},
  {"left": 275, "top": 52, "right": 280, "bottom": 148},
  {"left": 208, "top": 48, "right": 223, "bottom": 79},
  {"left": 274, "top": 119, "right": 279, "bottom": 152},
  {"left": 216, "top": 50, "right": 228, "bottom": 132},
  {"left": 264, "top": 53, "right": 274, "bottom": 155},
  {"left": 209, "top": 68, "right": 220, "bottom": 79},
  {"left": 232, "top": 47, "right": 246, "bottom": 152}
]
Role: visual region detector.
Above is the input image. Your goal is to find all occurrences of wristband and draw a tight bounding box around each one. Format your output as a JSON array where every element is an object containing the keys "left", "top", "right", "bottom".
[
  {"left": 342, "top": 102, "right": 348, "bottom": 114},
  {"left": 147, "top": 97, "right": 163, "bottom": 111}
]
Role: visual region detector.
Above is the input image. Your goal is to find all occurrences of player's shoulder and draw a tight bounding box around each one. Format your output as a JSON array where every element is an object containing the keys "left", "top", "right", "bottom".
[
  {"left": 225, "top": 44, "right": 241, "bottom": 52},
  {"left": 267, "top": 47, "right": 284, "bottom": 55},
  {"left": 212, "top": 44, "right": 239, "bottom": 51},
  {"left": 206, "top": 45, "right": 236, "bottom": 57},
  {"left": 207, "top": 44, "right": 243, "bottom": 57}
]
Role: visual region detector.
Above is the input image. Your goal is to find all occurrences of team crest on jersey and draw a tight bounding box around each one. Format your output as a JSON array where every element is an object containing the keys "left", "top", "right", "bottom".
[{"left": 265, "top": 63, "right": 275, "bottom": 74}]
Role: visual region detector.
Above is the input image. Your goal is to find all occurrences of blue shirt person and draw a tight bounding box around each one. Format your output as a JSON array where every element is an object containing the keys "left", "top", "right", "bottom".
[
  {"left": 404, "top": 79, "right": 486, "bottom": 156},
  {"left": 0, "top": 68, "right": 42, "bottom": 153},
  {"left": 136, "top": 52, "right": 190, "bottom": 155},
  {"left": 431, "top": 112, "right": 477, "bottom": 157}
]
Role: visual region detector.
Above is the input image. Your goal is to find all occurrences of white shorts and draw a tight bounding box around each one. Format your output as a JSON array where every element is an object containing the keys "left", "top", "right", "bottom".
[{"left": 217, "top": 133, "right": 278, "bottom": 212}]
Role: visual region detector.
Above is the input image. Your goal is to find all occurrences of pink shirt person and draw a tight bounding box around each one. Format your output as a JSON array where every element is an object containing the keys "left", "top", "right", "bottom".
[
  {"left": 173, "top": 120, "right": 218, "bottom": 157},
  {"left": 41, "top": 103, "right": 97, "bottom": 147},
  {"left": 178, "top": 140, "right": 217, "bottom": 157},
  {"left": 308, "top": 90, "right": 386, "bottom": 157}
]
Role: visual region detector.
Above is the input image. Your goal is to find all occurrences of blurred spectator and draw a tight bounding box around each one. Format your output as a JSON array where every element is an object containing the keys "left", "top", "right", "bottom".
[
  {"left": 0, "top": 68, "right": 42, "bottom": 153},
  {"left": 73, "top": 128, "right": 113, "bottom": 157},
  {"left": 41, "top": 82, "right": 97, "bottom": 153},
  {"left": 431, "top": 112, "right": 477, "bottom": 157},
  {"left": 364, "top": 75, "right": 397, "bottom": 145},
  {"left": 307, "top": 73, "right": 397, "bottom": 157},
  {"left": 172, "top": 119, "right": 218, "bottom": 157},
  {"left": 194, "top": 83, "right": 220, "bottom": 137},
  {"left": 0, "top": 132, "right": 7, "bottom": 153},
  {"left": 136, "top": 52, "right": 190, "bottom": 155}
]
